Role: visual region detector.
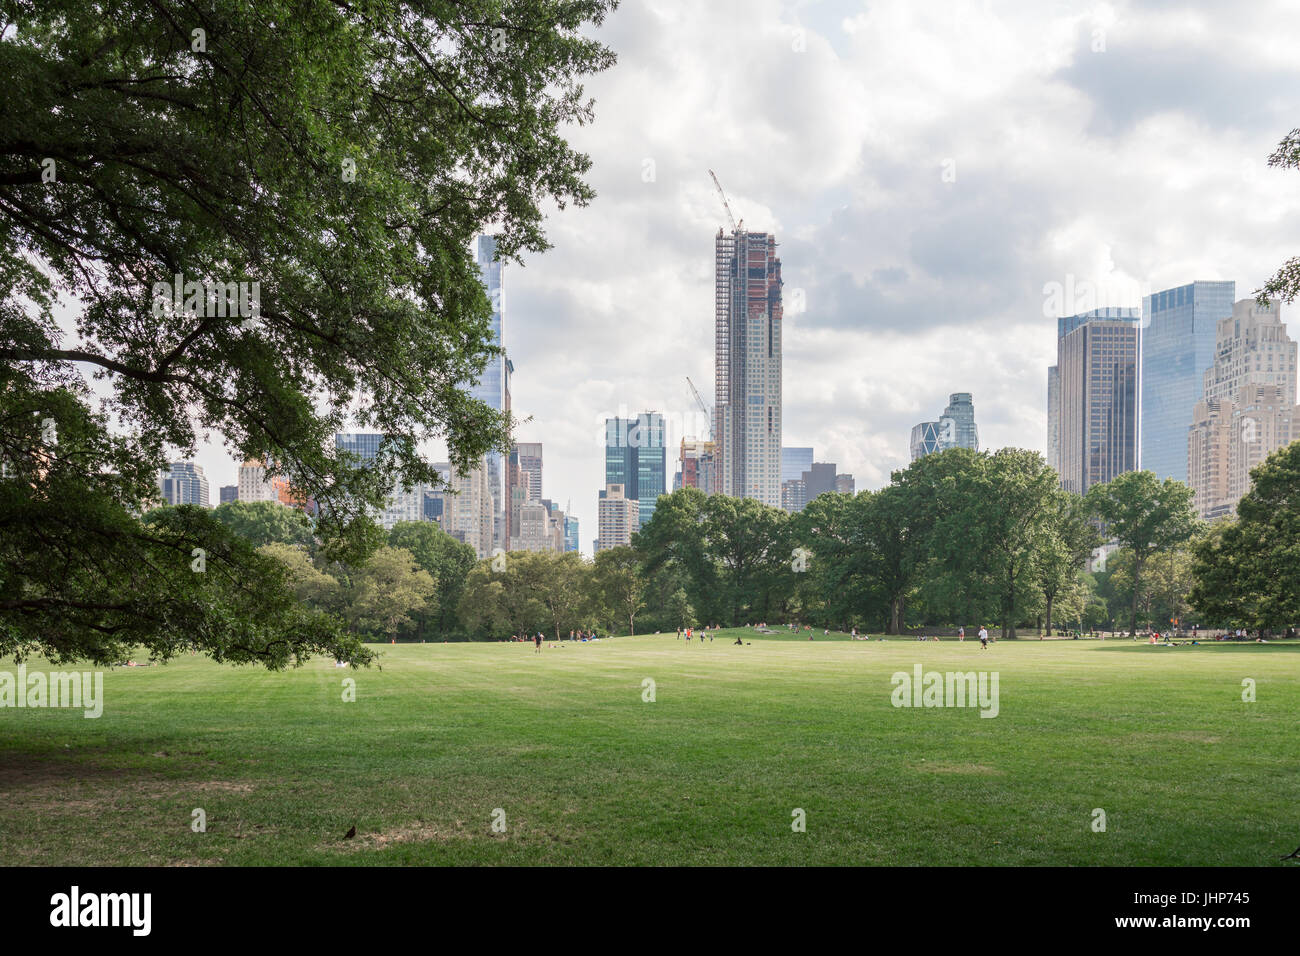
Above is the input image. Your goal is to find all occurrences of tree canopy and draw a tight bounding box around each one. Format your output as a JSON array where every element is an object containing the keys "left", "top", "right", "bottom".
[
  {"left": 0, "top": 0, "right": 617, "bottom": 666},
  {"left": 1190, "top": 441, "right": 1300, "bottom": 631}
]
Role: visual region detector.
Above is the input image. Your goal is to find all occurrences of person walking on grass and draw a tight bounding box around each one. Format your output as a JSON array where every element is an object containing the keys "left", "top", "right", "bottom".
[
  {"left": 958, "top": 626, "right": 965, "bottom": 642},
  {"left": 978, "top": 626, "right": 989, "bottom": 650},
  {"left": 534, "top": 632, "right": 543, "bottom": 653}
]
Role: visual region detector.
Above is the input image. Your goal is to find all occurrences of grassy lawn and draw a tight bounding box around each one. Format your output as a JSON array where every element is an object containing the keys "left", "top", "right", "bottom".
[{"left": 2, "top": 629, "right": 1298, "bottom": 866}]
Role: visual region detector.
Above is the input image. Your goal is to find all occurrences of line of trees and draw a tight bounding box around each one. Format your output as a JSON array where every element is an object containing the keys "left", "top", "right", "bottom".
[
  {"left": 123, "top": 440, "right": 1300, "bottom": 643},
  {"left": 626, "top": 445, "right": 1296, "bottom": 637}
]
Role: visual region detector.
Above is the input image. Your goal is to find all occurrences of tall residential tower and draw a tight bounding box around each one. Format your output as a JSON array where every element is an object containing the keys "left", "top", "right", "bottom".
[{"left": 714, "top": 228, "right": 783, "bottom": 506}]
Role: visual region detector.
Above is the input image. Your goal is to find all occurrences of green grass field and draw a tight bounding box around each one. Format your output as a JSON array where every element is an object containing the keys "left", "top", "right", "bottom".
[{"left": 3, "top": 629, "right": 1298, "bottom": 866}]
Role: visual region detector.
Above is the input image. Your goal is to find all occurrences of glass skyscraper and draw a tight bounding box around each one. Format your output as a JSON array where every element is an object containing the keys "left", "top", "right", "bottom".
[
  {"left": 910, "top": 393, "right": 979, "bottom": 461},
  {"left": 473, "top": 235, "right": 507, "bottom": 550},
  {"left": 158, "top": 462, "right": 209, "bottom": 507},
  {"left": 335, "top": 432, "right": 384, "bottom": 463},
  {"left": 1140, "top": 280, "right": 1235, "bottom": 482},
  {"left": 605, "top": 412, "right": 666, "bottom": 529},
  {"left": 781, "top": 447, "right": 813, "bottom": 483}
]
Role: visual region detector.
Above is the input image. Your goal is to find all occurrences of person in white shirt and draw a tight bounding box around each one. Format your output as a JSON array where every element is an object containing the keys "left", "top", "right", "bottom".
[{"left": 978, "top": 626, "right": 989, "bottom": 649}]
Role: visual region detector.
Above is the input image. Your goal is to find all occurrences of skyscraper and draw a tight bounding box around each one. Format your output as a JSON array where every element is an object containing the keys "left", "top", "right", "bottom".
[
  {"left": 605, "top": 412, "right": 666, "bottom": 528},
  {"left": 473, "top": 235, "right": 508, "bottom": 551},
  {"left": 1046, "top": 365, "right": 1061, "bottom": 474},
  {"left": 335, "top": 432, "right": 384, "bottom": 464},
  {"left": 158, "top": 462, "right": 209, "bottom": 507},
  {"left": 437, "top": 458, "right": 494, "bottom": 558},
  {"left": 910, "top": 393, "right": 979, "bottom": 461},
  {"left": 781, "top": 461, "right": 841, "bottom": 513},
  {"left": 1188, "top": 298, "right": 1299, "bottom": 518},
  {"left": 1056, "top": 310, "right": 1140, "bottom": 495},
  {"left": 714, "top": 227, "right": 783, "bottom": 506},
  {"left": 564, "top": 515, "right": 580, "bottom": 553},
  {"left": 513, "top": 442, "right": 543, "bottom": 502},
  {"left": 781, "top": 447, "right": 813, "bottom": 483},
  {"left": 1140, "top": 280, "right": 1236, "bottom": 481},
  {"left": 509, "top": 499, "right": 553, "bottom": 552},
  {"left": 780, "top": 478, "right": 806, "bottom": 514},
  {"left": 237, "top": 458, "right": 282, "bottom": 503},
  {"left": 219, "top": 485, "right": 238, "bottom": 505}
]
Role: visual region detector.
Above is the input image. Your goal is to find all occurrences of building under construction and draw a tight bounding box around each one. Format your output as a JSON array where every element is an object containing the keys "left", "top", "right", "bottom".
[{"left": 714, "top": 226, "right": 783, "bottom": 506}]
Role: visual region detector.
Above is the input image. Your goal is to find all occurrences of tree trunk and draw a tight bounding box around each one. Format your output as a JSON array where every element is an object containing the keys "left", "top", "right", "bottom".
[
  {"left": 1130, "top": 556, "right": 1142, "bottom": 635},
  {"left": 889, "top": 594, "right": 904, "bottom": 634},
  {"left": 1044, "top": 594, "right": 1054, "bottom": 636}
]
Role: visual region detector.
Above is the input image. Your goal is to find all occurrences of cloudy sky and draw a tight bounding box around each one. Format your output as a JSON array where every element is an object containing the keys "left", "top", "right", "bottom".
[{"left": 199, "top": 0, "right": 1300, "bottom": 551}]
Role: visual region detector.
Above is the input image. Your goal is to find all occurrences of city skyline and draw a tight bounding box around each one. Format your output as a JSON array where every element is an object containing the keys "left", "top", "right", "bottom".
[{"left": 117, "top": 0, "right": 1300, "bottom": 556}]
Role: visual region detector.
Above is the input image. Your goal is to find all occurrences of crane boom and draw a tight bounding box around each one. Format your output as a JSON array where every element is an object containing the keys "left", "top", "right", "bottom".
[
  {"left": 708, "top": 169, "right": 738, "bottom": 232},
  {"left": 686, "top": 376, "right": 711, "bottom": 440}
]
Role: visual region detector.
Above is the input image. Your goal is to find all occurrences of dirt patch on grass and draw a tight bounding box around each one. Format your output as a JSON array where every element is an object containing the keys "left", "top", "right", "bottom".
[
  {"left": 331, "top": 820, "right": 477, "bottom": 851},
  {"left": 192, "top": 781, "right": 255, "bottom": 793},
  {"left": 162, "top": 857, "right": 224, "bottom": 866},
  {"left": 0, "top": 752, "right": 257, "bottom": 812}
]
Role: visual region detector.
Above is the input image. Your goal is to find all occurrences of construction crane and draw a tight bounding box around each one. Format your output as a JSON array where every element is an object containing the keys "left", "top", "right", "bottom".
[
  {"left": 686, "top": 376, "right": 711, "bottom": 440},
  {"left": 708, "top": 169, "right": 740, "bottom": 232}
]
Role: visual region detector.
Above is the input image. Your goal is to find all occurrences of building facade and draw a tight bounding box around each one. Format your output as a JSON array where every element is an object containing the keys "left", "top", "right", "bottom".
[
  {"left": 1046, "top": 365, "right": 1061, "bottom": 474},
  {"left": 219, "top": 484, "right": 238, "bottom": 505},
  {"left": 1140, "top": 280, "right": 1236, "bottom": 482},
  {"left": 158, "top": 462, "right": 209, "bottom": 507},
  {"left": 714, "top": 228, "right": 783, "bottom": 506},
  {"left": 1187, "top": 299, "right": 1299, "bottom": 518},
  {"left": 781, "top": 461, "right": 840, "bottom": 513},
  {"left": 677, "top": 439, "right": 716, "bottom": 493},
  {"left": 910, "top": 392, "right": 979, "bottom": 461},
  {"left": 1056, "top": 311, "right": 1140, "bottom": 495},
  {"left": 513, "top": 442, "right": 543, "bottom": 503},
  {"left": 473, "top": 235, "right": 508, "bottom": 551},
  {"left": 780, "top": 478, "right": 806, "bottom": 513},
  {"left": 781, "top": 447, "right": 814, "bottom": 483},
  {"left": 509, "top": 499, "right": 553, "bottom": 552},
  {"left": 596, "top": 483, "right": 639, "bottom": 553},
  {"left": 605, "top": 412, "right": 666, "bottom": 529},
  {"left": 438, "top": 458, "right": 494, "bottom": 558},
  {"left": 237, "top": 458, "right": 281, "bottom": 503}
]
